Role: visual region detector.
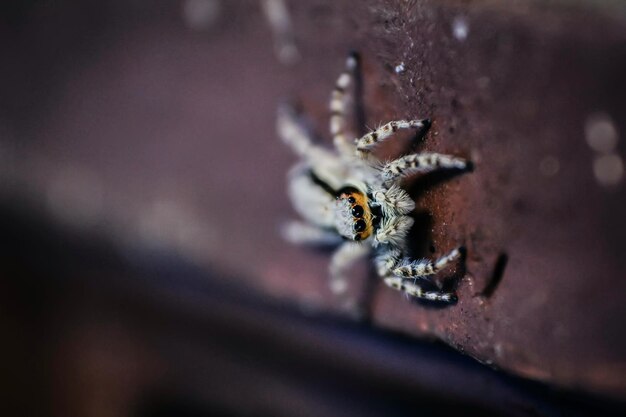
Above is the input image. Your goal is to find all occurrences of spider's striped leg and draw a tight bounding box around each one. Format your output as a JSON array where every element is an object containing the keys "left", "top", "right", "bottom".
[
  {"left": 329, "top": 52, "right": 359, "bottom": 159},
  {"left": 277, "top": 103, "right": 336, "bottom": 165},
  {"left": 281, "top": 220, "right": 343, "bottom": 247},
  {"left": 381, "top": 152, "right": 469, "bottom": 184},
  {"left": 374, "top": 247, "right": 404, "bottom": 277},
  {"left": 329, "top": 241, "right": 371, "bottom": 295},
  {"left": 375, "top": 247, "right": 457, "bottom": 303},
  {"left": 393, "top": 247, "right": 465, "bottom": 278},
  {"left": 355, "top": 119, "right": 430, "bottom": 158},
  {"left": 383, "top": 277, "right": 457, "bottom": 303}
]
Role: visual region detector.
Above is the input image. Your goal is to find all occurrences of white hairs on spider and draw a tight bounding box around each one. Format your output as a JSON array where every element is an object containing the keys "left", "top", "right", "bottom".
[{"left": 333, "top": 198, "right": 357, "bottom": 239}]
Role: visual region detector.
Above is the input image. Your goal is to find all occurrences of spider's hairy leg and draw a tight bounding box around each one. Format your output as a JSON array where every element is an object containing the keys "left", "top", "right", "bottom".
[
  {"left": 329, "top": 241, "right": 371, "bottom": 295},
  {"left": 383, "top": 277, "right": 457, "bottom": 303},
  {"left": 355, "top": 119, "right": 430, "bottom": 158},
  {"left": 329, "top": 52, "right": 359, "bottom": 159},
  {"left": 382, "top": 152, "right": 469, "bottom": 183},
  {"left": 393, "top": 247, "right": 464, "bottom": 278},
  {"left": 281, "top": 220, "right": 343, "bottom": 247},
  {"left": 286, "top": 164, "right": 337, "bottom": 229},
  {"left": 277, "top": 103, "right": 335, "bottom": 164},
  {"left": 375, "top": 247, "right": 457, "bottom": 302},
  {"left": 374, "top": 247, "right": 403, "bottom": 277}
]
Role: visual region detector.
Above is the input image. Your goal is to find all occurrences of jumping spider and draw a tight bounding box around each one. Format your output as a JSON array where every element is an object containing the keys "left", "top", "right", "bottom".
[{"left": 278, "top": 52, "right": 471, "bottom": 303}]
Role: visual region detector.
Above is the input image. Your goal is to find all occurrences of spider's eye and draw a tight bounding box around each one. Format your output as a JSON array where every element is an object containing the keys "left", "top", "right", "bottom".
[
  {"left": 351, "top": 205, "right": 364, "bottom": 218},
  {"left": 347, "top": 196, "right": 356, "bottom": 204},
  {"left": 354, "top": 219, "right": 366, "bottom": 232}
]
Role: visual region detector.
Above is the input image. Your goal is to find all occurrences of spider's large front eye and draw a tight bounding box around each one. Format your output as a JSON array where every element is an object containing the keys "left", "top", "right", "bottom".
[
  {"left": 354, "top": 219, "right": 366, "bottom": 232},
  {"left": 335, "top": 187, "right": 372, "bottom": 241}
]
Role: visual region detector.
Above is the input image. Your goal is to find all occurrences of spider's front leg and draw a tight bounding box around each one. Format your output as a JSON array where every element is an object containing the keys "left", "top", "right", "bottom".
[
  {"left": 393, "top": 247, "right": 465, "bottom": 278},
  {"left": 355, "top": 119, "right": 430, "bottom": 159},
  {"left": 383, "top": 277, "right": 458, "bottom": 303},
  {"left": 382, "top": 152, "right": 469, "bottom": 184},
  {"left": 375, "top": 247, "right": 460, "bottom": 303}
]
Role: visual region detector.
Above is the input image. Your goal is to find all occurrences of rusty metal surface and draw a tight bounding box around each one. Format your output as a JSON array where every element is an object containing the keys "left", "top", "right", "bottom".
[{"left": 1, "top": 0, "right": 626, "bottom": 400}]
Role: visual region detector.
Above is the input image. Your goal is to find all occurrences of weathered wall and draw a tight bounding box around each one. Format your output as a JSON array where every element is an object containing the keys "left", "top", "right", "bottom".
[{"left": 1, "top": 0, "right": 625, "bottom": 400}]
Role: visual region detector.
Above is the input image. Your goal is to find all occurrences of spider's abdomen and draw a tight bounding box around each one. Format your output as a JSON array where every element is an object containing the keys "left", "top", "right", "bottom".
[{"left": 334, "top": 187, "right": 373, "bottom": 241}]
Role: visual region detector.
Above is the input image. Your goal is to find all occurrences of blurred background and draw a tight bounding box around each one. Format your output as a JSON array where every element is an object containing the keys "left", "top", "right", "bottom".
[{"left": 1, "top": 0, "right": 626, "bottom": 416}]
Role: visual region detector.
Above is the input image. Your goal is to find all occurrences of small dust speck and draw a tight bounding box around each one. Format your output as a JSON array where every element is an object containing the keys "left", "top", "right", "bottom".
[
  {"left": 539, "top": 156, "right": 560, "bottom": 177},
  {"left": 330, "top": 278, "right": 348, "bottom": 295},
  {"left": 476, "top": 76, "right": 490, "bottom": 89},
  {"left": 452, "top": 16, "right": 469, "bottom": 41},
  {"left": 394, "top": 62, "right": 406, "bottom": 74}
]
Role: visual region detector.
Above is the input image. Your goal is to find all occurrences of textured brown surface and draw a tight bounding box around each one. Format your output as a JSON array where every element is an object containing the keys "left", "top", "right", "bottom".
[{"left": 2, "top": 0, "right": 626, "bottom": 399}]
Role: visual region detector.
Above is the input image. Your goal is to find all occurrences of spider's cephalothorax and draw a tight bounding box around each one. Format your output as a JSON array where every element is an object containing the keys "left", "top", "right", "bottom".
[{"left": 278, "top": 52, "right": 471, "bottom": 303}]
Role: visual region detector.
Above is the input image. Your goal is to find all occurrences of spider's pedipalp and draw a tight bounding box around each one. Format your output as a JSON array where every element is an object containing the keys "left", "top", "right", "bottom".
[
  {"left": 372, "top": 184, "right": 415, "bottom": 216},
  {"left": 382, "top": 152, "right": 469, "bottom": 183},
  {"left": 356, "top": 119, "right": 429, "bottom": 158},
  {"left": 374, "top": 215, "right": 414, "bottom": 247}
]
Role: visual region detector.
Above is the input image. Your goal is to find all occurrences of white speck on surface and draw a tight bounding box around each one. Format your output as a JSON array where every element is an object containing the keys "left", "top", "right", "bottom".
[
  {"left": 329, "top": 278, "right": 348, "bottom": 295},
  {"left": 585, "top": 112, "right": 619, "bottom": 153},
  {"left": 476, "top": 76, "right": 490, "bottom": 89},
  {"left": 182, "top": 0, "right": 221, "bottom": 31},
  {"left": 394, "top": 62, "right": 406, "bottom": 74},
  {"left": 539, "top": 156, "right": 560, "bottom": 177},
  {"left": 593, "top": 154, "right": 624, "bottom": 187},
  {"left": 452, "top": 16, "right": 469, "bottom": 41},
  {"left": 46, "top": 166, "right": 104, "bottom": 228},
  {"left": 494, "top": 343, "right": 504, "bottom": 359}
]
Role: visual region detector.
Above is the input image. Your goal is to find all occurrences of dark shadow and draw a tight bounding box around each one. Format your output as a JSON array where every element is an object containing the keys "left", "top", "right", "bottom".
[
  {"left": 407, "top": 119, "right": 432, "bottom": 151},
  {"left": 406, "top": 211, "right": 434, "bottom": 258},
  {"left": 406, "top": 164, "right": 474, "bottom": 201},
  {"left": 138, "top": 398, "right": 237, "bottom": 417},
  {"left": 481, "top": 253, "right": 509, "bottom": 298}
]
